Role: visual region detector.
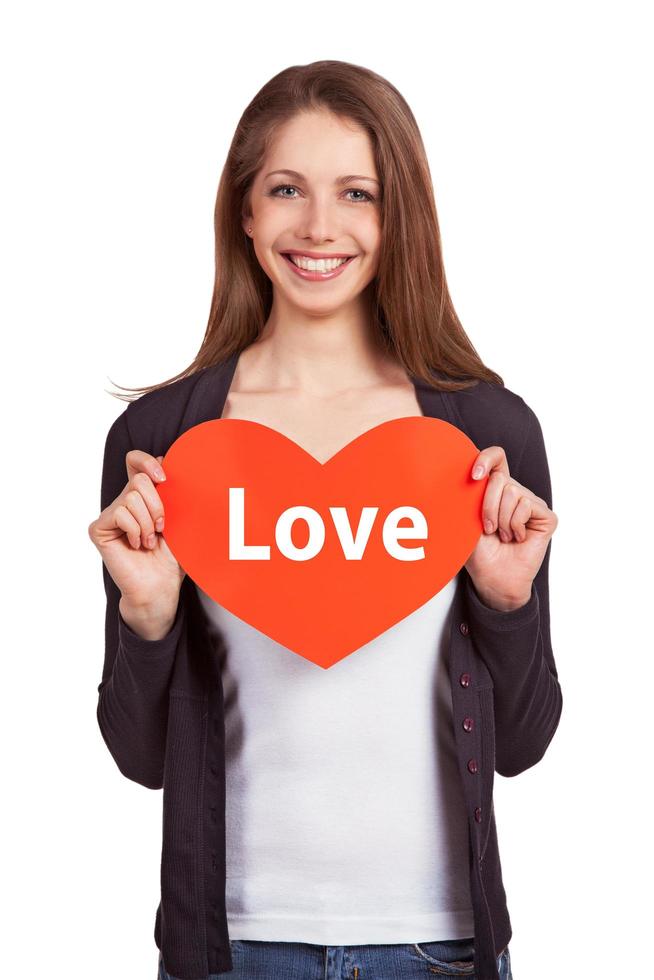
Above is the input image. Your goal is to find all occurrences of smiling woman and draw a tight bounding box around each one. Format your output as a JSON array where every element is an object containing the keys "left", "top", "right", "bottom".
[
  {"left": 92, "top": 59, "right": 562, "bottom": 980},
  {"left": 106, "top": 60, "right": 506, "bottom": 402},
  {"left": 239, "top": 109, "right": 386, "bottom": 319}
]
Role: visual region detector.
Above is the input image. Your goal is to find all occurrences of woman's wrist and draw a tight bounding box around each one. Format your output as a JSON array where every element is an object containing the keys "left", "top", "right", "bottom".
[
  {"left": 119, "top": 594, "right": 180, "bottom": 641},
  {"left": 471, "top": 582, "right": 532, "bottom": 613}
]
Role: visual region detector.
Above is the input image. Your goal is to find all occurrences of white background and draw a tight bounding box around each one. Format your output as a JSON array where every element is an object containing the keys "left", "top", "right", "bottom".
[{"left": 2, "top": 1, "right": 651, "bottom": 977}]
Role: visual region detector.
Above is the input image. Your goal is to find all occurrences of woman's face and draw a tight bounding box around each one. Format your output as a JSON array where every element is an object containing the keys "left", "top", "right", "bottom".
[{"left": 244, "top": 110, "right": 381, "bottom": 318}]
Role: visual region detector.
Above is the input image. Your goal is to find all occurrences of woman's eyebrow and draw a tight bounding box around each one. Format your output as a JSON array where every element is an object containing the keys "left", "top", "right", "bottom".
[{"left": 264, "top": 169, "right": 380, "bottom": 187}]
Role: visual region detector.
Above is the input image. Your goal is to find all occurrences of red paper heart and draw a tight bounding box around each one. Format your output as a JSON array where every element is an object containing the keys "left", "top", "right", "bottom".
[{"left": 158, "top": 418, "right": 485, "bottom": 668}]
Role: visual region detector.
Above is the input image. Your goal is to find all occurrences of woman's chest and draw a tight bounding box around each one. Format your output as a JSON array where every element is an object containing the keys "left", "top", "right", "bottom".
[{"left": 221, "top": 384, "right": 424, "bottom": 464}]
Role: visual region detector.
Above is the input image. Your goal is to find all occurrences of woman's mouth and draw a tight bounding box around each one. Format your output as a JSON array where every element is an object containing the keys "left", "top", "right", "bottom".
[{"left": 280, "top": 252, "right": 357, "bottom": 281}]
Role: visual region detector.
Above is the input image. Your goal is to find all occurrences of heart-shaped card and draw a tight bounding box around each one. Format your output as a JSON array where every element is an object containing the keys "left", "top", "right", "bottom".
[{"left": 158, "top": 417, "right": 485, "bottom": 668}]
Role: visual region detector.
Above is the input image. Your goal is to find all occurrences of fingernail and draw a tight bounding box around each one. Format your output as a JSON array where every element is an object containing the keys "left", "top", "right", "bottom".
[
  {"left": 155, "top": 467, "right": 166, "bottom": 481},
  {"left": 472, "top": 464, "right": 484, "bottom": 479},
  {"left": 484, "top": 519, "right": 493, "bottom": 534},
  {"left": 155, "top": 517, "right": 164, "bottom": 532},
  {"left": 147, "top": 533, "right": 156, "bottom": 548}
]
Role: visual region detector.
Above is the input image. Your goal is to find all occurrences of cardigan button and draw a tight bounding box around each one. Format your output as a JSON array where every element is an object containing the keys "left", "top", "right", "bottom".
[
  {"left": 459, "top": 621, "right": 470, "bottom": 636},
  {"left": 467, "top": 758, "right": 479, "bottom": 774},
  {"left": 459, "top": 672, "right": 471, "bottom": 688},
  {"left": 474, "top": 807, "right": 482, "bottom": 823},
  {"left": 462, "top": 717, "right": 474, "bottom": 732}
]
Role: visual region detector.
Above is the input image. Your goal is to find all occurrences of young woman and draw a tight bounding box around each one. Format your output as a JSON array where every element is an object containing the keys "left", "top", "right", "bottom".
[{"left": 89, "top": 61, "right": 561, "bottom": 980}]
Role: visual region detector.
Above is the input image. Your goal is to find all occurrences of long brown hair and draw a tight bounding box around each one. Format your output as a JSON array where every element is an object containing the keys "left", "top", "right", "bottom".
[{"left": 109, "top": 59, "right": 503, "bottom": 402}]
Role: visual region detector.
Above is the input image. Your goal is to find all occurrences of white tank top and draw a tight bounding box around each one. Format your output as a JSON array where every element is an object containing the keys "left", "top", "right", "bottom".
[{"left": 195, "top": 573, "right": 475, "bottom": 944}]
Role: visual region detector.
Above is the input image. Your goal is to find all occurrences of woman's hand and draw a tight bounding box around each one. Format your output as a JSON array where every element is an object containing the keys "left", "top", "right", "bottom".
[
  {"left": 88, "top": 450, "right": 186, "bottom": 638},
  {"left": 464, "top": 446, "right": 559, "bottom": 612}
]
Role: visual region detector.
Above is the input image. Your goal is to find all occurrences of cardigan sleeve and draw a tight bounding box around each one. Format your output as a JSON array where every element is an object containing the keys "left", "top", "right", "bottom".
[
  {"left": 462, "top": 402, "right": 563, "bottom": 777},
  {"left": 96, "top": 408, "right": 186, "bottom": 790}
]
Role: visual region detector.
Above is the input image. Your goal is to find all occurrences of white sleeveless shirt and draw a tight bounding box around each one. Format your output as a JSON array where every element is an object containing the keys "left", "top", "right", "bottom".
[{"left": 194, "top": 572, "right": 475, "bottom": 945}]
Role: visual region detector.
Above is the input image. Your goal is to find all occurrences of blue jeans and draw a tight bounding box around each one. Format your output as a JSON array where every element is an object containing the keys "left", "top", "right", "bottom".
[{"left": 158, "top": 937, "right": 513, "bottom": 978}]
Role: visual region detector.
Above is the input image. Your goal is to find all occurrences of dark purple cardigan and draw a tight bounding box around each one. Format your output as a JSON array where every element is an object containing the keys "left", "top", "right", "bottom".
[{"left": 96, "top": 350, "right": 563, "bottom": 980}]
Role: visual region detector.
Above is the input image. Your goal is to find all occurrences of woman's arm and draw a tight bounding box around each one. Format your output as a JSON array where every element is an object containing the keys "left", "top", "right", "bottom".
[
  {"left": 463, "top": 404, "right": 563, "bottom": 777},
  {"left": 96, "top": 410, "right": 186, "bottom": 789}
]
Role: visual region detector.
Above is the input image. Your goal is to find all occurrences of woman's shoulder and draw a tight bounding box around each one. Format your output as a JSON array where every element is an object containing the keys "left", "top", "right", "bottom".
[
  {"left": 445, "top": 376, "right": 546, "bottom": 478},
  {"left": 119, "top": 360, "right": 227, "bottom": 456},
  {"left": 450, "top": 375, "right": 536, "bottom": 420}
]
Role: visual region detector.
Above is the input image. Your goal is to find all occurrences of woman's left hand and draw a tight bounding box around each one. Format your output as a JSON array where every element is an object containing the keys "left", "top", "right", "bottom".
[{"left": 464, "top": 446, "right": 559, "bottom": 612}]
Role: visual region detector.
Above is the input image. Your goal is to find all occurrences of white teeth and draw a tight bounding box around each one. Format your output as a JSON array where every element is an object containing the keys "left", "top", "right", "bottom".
[{"left": 287, "top": 255, "right": 350, "bottom": 272}]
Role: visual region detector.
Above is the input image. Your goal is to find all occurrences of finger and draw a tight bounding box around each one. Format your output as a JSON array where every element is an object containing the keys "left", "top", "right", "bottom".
[
  {"left": 471, "top": 446, "right": 510, "bottom": 483},
  {"left": 121, "top": 486, "right": 158, "bottom": 547},
  {"left": 509, "top": 495, "right": 534, "bottom": 542},
  {"left": 129, "top": 471, "right": 166, "bottom": 535},
  {"left": 481, "top": 469, "right": 507, "bottom": 534},
  {"left": 497, "top": 482, "right": 527, "bottom": 542},
  {"left": 125, "top": 449, "right": 166, "bottom": 485},
  {"left": 113, "top": 504, "right": 143, "bottom": 550}
]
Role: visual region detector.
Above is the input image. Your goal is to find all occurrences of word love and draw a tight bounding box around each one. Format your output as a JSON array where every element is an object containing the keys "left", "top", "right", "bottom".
[
  {"left": 228, "top": 487, "right": 427, "bottom": 562},
  {"left": 158, "top": 416, "right": 486, "bottom": 668}
]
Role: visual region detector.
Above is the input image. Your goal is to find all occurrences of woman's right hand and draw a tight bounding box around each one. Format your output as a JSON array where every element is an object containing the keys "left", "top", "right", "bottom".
[{"left": 88, "top": 450, "right": 186, "bottom": 637}]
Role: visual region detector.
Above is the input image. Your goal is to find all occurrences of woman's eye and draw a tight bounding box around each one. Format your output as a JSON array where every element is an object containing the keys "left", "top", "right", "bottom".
[
  {"left": 269, "top": 184, "right": 374, "bottom": 203},
  {"left": 346, "top": 188, "right": 374, "bottom": 202},
  {"left": 271, "top": 185, "right": 298, "bottom": 198}
]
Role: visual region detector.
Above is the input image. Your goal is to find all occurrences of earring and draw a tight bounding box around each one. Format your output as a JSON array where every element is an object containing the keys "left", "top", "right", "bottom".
[{"left": 248, "top": 227, "right": 252, "bottom": 234}]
